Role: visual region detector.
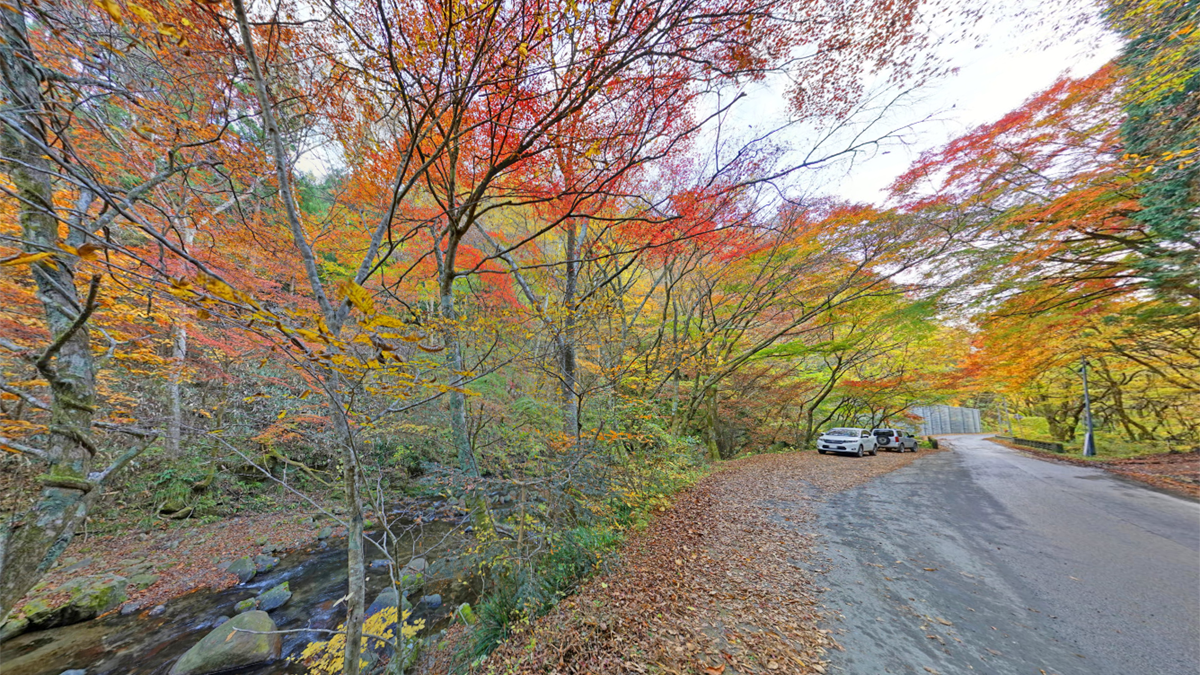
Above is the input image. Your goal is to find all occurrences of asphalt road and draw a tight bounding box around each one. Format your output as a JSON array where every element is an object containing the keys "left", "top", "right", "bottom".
[{"left": 815, "top": 434, "right": 1200, "bottom": 675}]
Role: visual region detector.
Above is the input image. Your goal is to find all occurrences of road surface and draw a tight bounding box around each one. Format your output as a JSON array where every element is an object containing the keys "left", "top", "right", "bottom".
[{"left": 816, "top": 434, "right": 1200, "bottom": 675}]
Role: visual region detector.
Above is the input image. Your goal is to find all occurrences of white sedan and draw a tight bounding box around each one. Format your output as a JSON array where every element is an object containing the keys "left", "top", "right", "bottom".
[{"left": 816, "top": 428, "right": 878, "bottom": 457}]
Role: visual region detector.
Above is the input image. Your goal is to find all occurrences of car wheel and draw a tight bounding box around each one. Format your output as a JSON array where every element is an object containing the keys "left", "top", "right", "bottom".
[
  {"left": 818, "top": 449, "right": 826, "bottom": 454},
  {"left": 856, "top": 444, "right": 864, "bottom": 457},
  {"left": 871, "top": 446, "right": 878, "bottom": 456}
]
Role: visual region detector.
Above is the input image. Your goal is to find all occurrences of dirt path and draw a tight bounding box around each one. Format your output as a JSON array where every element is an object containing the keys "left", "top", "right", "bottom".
[{"left": 480, "top": 448, "right": 941, "bottom": 674}]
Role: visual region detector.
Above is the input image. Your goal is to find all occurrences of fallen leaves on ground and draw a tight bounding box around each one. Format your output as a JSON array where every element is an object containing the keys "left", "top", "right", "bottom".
[{"left": 474, "top": 448, "right": 941, "bottom": 674}]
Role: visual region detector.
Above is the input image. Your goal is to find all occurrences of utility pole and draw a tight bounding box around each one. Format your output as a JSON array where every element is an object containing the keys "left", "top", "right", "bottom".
[{"left": 1080, "top": 356, "right": 1096, "bottom": 457}]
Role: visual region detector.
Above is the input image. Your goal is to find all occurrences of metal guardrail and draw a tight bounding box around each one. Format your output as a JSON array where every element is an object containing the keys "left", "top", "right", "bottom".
[{"left": 993, "top": 436, "right": 1065, "bottom": 453}]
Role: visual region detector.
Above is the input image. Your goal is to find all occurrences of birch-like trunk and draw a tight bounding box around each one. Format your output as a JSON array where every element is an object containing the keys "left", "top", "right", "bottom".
[{"left": 166, "top": 320, "right": 186, "bottom": 457}]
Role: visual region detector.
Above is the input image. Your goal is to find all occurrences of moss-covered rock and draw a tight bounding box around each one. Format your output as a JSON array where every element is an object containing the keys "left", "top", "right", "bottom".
[
  {"left": 256, "top": 582, "right": 291, "bottom": 612},
  {"left": 253, "top": 554, "right": 278, "bottom": 573},
  {"left": 22, "top": 574, "right": 128, "bottom": 630},
  {"left": 0, "top": 615, "right": 29, "bottom": 643},
  {"left": 234, "top": 598, "right": 257, "bottom": 613},
  {"left": 168, "top": 610, "right": 281, "bottom": 675},
  {"left": 128, "top": 574, "right": 159, "bottom": 590},
  {"left": 454, "top": 603, "right": 477, "bottom": 625}
]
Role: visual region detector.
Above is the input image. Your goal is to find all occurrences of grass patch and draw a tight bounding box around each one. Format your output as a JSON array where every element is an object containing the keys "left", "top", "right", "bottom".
[{"left": 1002, "top": 418, "right": 1177, "bottom": 460}]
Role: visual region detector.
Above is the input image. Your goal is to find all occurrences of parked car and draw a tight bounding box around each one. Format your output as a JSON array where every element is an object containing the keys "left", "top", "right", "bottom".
[
  {"left": 816, "top": 428, "right": 878, "bottom": 457},
  {"left": 872, "top": 428, "right": 919, "bottom": 452}
]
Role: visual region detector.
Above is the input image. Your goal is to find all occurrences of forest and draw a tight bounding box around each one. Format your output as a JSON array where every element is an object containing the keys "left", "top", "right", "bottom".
[{"left": 0, "top": 0, "right": 1195, "bottom": 673}]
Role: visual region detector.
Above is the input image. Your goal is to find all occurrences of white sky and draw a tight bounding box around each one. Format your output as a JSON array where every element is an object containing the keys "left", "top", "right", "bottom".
[{"left": 767, "top": 5, "right": 1124, "bottom": 205}]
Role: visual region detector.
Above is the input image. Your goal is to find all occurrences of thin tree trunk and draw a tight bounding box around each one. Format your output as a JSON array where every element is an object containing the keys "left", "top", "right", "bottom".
[
  {"left": 439, "top": 261, "right": 477, "bottom": 476},
  {"left": 167, "top": 322, "right": 186, "bottom": 457},
  {"left": 335, "top": 402, "right": 365, "bottom": 675},
  {"left": 231, "top": 3, "right": 363, "bottom": 671},
  {"left": 561, "top": 220, "right": 580, "bottom": 438}
]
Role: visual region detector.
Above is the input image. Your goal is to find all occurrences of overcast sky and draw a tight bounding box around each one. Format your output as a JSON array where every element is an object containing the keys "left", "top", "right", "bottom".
[{"left": 774, "top": 5, "right": 1124, "bottom": 204}]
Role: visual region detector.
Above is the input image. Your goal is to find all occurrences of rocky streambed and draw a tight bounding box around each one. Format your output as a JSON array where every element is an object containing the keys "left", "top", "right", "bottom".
[{"left": 0, "top": 518, "right": 481, "bottom": 675}]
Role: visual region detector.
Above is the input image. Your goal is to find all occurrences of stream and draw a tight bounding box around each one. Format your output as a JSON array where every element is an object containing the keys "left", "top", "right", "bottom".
[{"left": 0, "top": 520, "right": 479, "bottom": 675}]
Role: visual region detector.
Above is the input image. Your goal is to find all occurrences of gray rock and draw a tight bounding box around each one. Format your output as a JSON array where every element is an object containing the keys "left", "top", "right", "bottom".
[
  {"left": 128, "top": 574, "right": 159, "bottom": 590},
  {"left": 168, "top": 610, "right": 281, "bottom": 675},
  {"left": 120, "top": 602, "right": 142, "bottom": 616},
  {"left": 225, "top": 557, "right": 256, "bottom": 584},
  {"left": 149, "top": 604, "right": 166, "bottom": 617},
  {"left": 0, "top": 615, "right": 29, "bottom": 643},
  {"left": 253, "top": 554, "right": 278, "bottom": 574},
  {"left": 366, "top": 587, "right": 412, "bottom": 618},
  {"left": 59, "top": 670, "right": 87, "bottom": 675},
  {"left": 316, "top": 526, "right": 333, "bottom": 540},
  {"left": 60, "top": 557, "right": 94, "bottom": 574},
  {"left": 234, "top": 598, "right": 257, "bottom": 613},
  {"left": 369, "top": 559, "right": 391, "bottom": 569},
  {"left": 420, "top": 594, "right": 442, "bottom": 610},
  {"left": 256, "top": 582, "right": 291, "bottom": 612}
]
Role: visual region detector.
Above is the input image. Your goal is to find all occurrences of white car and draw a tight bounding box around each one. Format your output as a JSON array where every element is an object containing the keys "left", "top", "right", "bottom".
[
  {"left": 816, "top": 428, "right": 878, "bottom": 457},
  {"left": 872, "top": 428, "right": 919, "bottom": 452}
]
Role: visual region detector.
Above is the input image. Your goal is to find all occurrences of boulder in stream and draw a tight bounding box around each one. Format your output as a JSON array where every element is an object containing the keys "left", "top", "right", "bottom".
[
  {"left": 256, "top": 582, "right": 291, "bottom": 611},
  {"left": 233, "top": 598, "right": 257, "bottom": 613},
  {"left": 168, "top": 610, "right": 281, "bottom": 675},
  {"left": 316, "top": 525, "right": 333, "bottom": 540},
  {"left": 225, "top": 557, "right": 256, "bottom": 583},
  {"left": 253, "top": 554, "right": 278, "bottom": 573}
]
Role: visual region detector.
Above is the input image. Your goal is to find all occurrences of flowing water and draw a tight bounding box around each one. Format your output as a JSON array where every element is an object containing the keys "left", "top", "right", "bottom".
[{"left": 0, "top": 520, "right": 478, "bottom": 675}]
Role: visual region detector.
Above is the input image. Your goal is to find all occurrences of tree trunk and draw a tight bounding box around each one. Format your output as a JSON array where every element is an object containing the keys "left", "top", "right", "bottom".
[
  {"left": 439, "top": 265, "right": 477, "bottom": 476},
  {"left": 0, "top": 1, "right": 99, "bottom": 616},
  {"left": 337, "top": 404, "right": 365, "bottom": 675},
  {"left": 167, "top": 322, "right": 187, "bottom": 457},
  {"left": 561, "top": 220, "right": 580, "bottom": 439}
]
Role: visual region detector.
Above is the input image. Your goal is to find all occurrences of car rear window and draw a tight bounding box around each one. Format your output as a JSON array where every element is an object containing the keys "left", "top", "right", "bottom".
[{"left": 874, "top": 429, "right": 897, "bottom": 434}]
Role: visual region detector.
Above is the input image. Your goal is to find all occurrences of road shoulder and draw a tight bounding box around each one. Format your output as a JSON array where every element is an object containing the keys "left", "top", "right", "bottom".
[{"left": 476, "top": 448, "right": 942, "bottom": 674}]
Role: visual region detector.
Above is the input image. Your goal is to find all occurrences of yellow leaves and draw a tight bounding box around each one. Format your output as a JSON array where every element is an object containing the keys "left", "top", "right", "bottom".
[
  {"left": 1, "top": 251, "right": 56, "bottom": 267},
  {"left": 518, "top": 42, "right": 529, "bottom": 58},
  {"left": 296, "top": 607, "right": 424, "bottom": 675},
  {"left": 341, "top": 281, "right": 374, "bottom": 315},
  {"left": 127, "top": 2, "right": 154, "bottom": 22},
  {"left": 95, "top": 0, "right": 122, "bottom": 25}
]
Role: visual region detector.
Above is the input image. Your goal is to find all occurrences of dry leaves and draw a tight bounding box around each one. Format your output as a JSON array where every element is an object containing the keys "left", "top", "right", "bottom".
[{"left": 475, "top": 448, "right": 940, "bottom": 674}]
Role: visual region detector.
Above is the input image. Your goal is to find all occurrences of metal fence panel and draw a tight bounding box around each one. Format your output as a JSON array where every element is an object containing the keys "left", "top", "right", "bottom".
[{"left": 912, "top": 405, "right": 982, "bottom": 435}]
